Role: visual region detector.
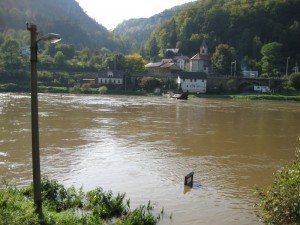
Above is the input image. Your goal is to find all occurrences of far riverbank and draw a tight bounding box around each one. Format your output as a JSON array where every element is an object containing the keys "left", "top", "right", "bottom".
[
  {"left": 191, "top": 93, "right": 300, "bottom": 101},
  {"left": 1, "top": 83, "right": 299, "bottom": 101}
]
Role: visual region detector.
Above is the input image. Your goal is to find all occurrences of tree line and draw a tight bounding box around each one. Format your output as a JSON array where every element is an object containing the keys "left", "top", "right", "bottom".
[
  {"left": 0, "top": 36, "right": 146, "bottom": 86},
  {"left": 1, "top": 0, "right": 300, "bottom": 94},
  {"left": 142, "top": 0, "right": 300, "bottom": 78}
]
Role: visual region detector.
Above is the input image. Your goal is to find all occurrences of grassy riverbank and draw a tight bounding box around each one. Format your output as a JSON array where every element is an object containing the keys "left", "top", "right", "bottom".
[
  {"left": 1, "top": 83, "right": 299, "bottom": 101},
  {"left": 191, "top": 93, "right": 300, "bottom": 101},
  {"left": 0, "top": 177, "right": 161, "bottom": 225},
  {"left": 230, "top": 94, "right": 300, "bottom": 101}
]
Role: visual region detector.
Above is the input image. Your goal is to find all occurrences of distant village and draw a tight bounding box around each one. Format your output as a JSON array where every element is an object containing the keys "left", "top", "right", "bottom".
[{"left": 83, "top": 40, "right": 270, "bottom": 94}]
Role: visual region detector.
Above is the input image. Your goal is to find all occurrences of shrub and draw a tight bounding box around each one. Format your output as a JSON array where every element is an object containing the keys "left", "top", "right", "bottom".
[
  {"left": 139, "top": 77, "right": 163, "bottom": 92},
  {"left": 38, "top": 86, "right": 68, "bottom": 93},
  {"left": 255, "top": 141, "right": 300, "bottom": 224},
  {"left": 0, "top": 83, "right": 19, "bottom": 92},
  {"left": 0, "top": 184, "right": 39, "bottom": 224},
  {"left": 39, "top": 71, "right": 53, "bottom": 83},
  {"left": 119, "top": 202, "right": 157, "bottom": 225},
  {"left": 48, "top": 87, "right": 68, "bottom": 93},
  {"left": 226, "top": 79, "right": 237, "bottom": 91},
  {"left": 85, "top": 187, "right": 126, "bottom": 219},
  {"left": 1, "top": 176, "right": 159, "bottom": 225},
  {"left": 99, "top": 86, "right": 108, "bottom": 94},
  {"left": 81, "top": 83, "right": 91, "bottom": 93},
  {"left": 288, "top": 72, "right": 300, "bottom": 90},
  {"left": 70, "top": 85, "right": 81, "bottom": 94}
]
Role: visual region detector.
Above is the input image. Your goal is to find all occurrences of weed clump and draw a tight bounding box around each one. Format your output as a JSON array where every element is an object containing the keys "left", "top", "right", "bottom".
[{"left": 0, "top": 176, "right": 159, "bottom": 225}]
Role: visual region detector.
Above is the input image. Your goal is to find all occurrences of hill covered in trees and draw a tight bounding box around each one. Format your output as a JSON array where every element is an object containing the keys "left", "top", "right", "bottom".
[
  {"left": 1, "top": 0, "right": 300, "bottom": 79},
  {"left": 113, "top": 3, "right": 192, "bottom": 53},
  {"left": 0, "top": 0, "right": 121, "bottom": 51},
  {"left": 142, "top": 0, "right": 300, "bottom": 74}
]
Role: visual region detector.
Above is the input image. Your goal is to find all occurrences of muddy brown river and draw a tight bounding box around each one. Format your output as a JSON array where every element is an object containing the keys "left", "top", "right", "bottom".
[{"left": 1, "top": 93, "right": 299, "bottom": 224}]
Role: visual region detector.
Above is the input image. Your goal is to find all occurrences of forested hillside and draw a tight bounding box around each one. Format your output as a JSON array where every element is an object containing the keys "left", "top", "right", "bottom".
[
  {"left": 113, "top": 3, "right": 192, "bottom": 53},
  {"left": 1, "top": 0, "right": 300, "bottom": 79},
  {"left": 143, "top": 0, "right": 300, "bottom": 72},
  {"left": 0, "top": 0, "right": 120, "bottom": 51}
]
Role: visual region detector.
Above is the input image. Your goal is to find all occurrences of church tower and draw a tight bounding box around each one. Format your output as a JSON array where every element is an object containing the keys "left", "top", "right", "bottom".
[
  {"left": 200, "top": 39, "right": 208, "bottom": 55},
  {"left": 190, "top": 39, "right": 211, "bottom": 74}
]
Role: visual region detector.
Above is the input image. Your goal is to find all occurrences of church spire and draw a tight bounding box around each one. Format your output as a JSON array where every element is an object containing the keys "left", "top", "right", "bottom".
[{"left": 200, "top": 39, "right": 208, "bottom": 56}]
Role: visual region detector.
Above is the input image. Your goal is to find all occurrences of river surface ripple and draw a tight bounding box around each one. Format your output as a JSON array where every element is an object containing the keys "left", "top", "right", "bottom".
[{"left": 1, "top": 93, "right": 300, "bottom": 225}]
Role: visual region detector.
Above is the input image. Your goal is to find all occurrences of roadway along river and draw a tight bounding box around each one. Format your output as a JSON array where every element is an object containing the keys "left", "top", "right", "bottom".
[{"left": 1, "top": 93, "right": 299, "bottom": 224}]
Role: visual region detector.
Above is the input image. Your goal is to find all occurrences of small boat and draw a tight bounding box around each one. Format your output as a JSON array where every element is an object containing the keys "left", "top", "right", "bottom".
[{"left": 164, "top": 90, "right": 189, "bottom": 100}]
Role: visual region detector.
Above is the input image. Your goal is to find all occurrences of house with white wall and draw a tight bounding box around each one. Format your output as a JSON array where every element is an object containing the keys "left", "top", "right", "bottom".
[
  {"left": 190, "top": 39, "right": 211, "bottom": 74},
  {"left": 173, "top": 56, "right": 190, "bottom": 71},
  {"left": 177, "top": 72, "right": 207, "bottom": 93},
  {"left": 98, "top": 70, "right": 124, "bottom": 85}
]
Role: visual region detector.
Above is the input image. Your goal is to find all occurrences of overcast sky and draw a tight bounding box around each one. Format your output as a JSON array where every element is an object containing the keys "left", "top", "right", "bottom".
[{"left": 75, "top": 0, "right": 196, "bottom": 30}]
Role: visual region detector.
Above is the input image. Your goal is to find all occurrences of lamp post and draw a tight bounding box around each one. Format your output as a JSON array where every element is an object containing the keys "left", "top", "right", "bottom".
[
  {"left": 285, "top": 57, "right": 290, "bottom": 77},
  {"left": 26, "top": 23, "right": 61, "bottom": 217},
  {"left": 231, "top": 60, "right": 236, "bottom": 76},
  {"left": 234, "top": 60, "right": 236, "bottom": 76}
]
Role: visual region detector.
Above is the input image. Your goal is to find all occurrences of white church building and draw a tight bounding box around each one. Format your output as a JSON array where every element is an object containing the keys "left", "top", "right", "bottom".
[{"left": 189, "top": 39, "right": 211, "bottom": 74}]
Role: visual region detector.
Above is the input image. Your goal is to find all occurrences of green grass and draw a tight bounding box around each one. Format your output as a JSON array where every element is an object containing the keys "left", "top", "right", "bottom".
[
  {"left": 2, "top": 83, "right": 299, "bottom": 101},
  {"left": 38, "top": 86, "right": 69, "bottom": 93},
  {"left": 229, "top": 94, "right": 300, "bottom": 101},
  {"left": 0, "top": 177, "right": 160, "bottom": 225},
  {"left": 192, "top": 93, "right": 300, "bottom": 101}
]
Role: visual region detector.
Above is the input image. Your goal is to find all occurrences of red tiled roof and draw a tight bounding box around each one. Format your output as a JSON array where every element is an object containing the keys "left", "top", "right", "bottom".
[{"left": 190, "top": 53, "right": 211, "bottom": 61}]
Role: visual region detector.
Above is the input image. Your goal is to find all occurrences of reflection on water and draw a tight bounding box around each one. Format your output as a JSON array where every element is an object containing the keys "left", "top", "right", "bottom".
[{"left": 1, "top": 93, "right": 300, "bottom": 224}]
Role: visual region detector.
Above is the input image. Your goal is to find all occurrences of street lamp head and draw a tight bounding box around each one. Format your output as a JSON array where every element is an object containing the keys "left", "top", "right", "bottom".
[
  {"left": 27, "top": 23, "right": 61, "bottom": 44},
  {"left": 38, "top": 33, "right": 61, "bottom": 44}
]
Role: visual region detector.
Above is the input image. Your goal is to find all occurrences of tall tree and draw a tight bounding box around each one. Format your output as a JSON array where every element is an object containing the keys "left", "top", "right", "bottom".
[
  {"left": 212, "top": 44, "right": 237, "bottom": 75},
  {"left": 260, "top": 42, "right": 284, "bottom": 77},
  {"left": 54, "top": 51, "right": 65, "bottom": 66},
  {"left": 0, "top": 39, "right": 22, "bottom": 69},
  {"left": 148, "top": 37, "right": 159, "bottom": 61},
  {"left": 124, "top": 53, "right": 146, "bottom": 73},
  {"left": 167, "top": 18, "right": 177, "bottom": 48}
]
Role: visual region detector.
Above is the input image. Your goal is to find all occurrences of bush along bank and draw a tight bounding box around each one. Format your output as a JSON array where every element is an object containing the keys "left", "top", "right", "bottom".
[
  {"left": 255, "top": 141, "right": 300, "bottom": 224},
  {"left": 0, "top": 176, "right": 162, "bottom": 225}
]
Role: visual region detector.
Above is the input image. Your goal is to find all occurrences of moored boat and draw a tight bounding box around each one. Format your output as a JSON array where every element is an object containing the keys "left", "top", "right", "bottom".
[{"left": 164, "top": 90, "right": 189, "bottom": 100}]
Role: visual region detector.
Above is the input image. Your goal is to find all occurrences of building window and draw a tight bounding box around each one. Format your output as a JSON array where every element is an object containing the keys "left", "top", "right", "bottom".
[{"left": 107, "top": 72, "right": 114, "bottom": 78}]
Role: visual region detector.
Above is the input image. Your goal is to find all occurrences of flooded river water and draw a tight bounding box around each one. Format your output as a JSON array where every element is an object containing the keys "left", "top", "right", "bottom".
[{"left": 1, "top": 93, "right": 300, "bottom": 224}]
